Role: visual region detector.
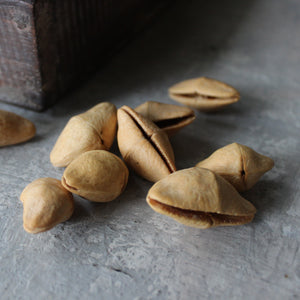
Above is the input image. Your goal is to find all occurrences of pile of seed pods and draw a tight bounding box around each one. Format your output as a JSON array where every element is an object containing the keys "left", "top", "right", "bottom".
[{"left": 15, "top": 77, "right": 274, "bottom": 233}]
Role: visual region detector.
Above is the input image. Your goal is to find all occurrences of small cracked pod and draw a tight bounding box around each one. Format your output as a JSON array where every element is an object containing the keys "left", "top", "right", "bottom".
[
  {"left": 50, "top": 102, "right": 117, "bottom": 167},
  {"left": 169, "top": 77, "right": 240, "bottom": 112},
  {"left": 147, "top": 167, "right": 256, "bottom": 228},
  {"left": 0, "top": 110, "right": 36, "bottom": 147},
  {"left": 135, "top": 101, "right": 195, "bottom": 136},
  {"left": 117, "top": 105, "right": 176, "bottom": 182},
  {"left": 20, "top": 178, "right": 74, "bottom": 234},
  {"left": 195, "top": 143, "right": 274, "bottom": 192},
  {"left": 62, "top": 150, "right": 129, "bottom": 202}
]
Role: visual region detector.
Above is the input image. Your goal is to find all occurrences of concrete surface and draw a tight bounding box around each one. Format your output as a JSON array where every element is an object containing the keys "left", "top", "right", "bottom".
[{"left": 0, "top": 0, "right": 299, "bottom": 299}]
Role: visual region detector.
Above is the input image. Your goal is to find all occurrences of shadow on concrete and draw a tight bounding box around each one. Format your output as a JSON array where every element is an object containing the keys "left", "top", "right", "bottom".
[{"left": 51, "top": 0, "right": 256, "bottom": 115}]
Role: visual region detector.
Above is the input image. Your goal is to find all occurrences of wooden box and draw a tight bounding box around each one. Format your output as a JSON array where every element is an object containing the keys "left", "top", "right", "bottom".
[{"left": 0, "top": 0, "right": 170, "bottom": 110}]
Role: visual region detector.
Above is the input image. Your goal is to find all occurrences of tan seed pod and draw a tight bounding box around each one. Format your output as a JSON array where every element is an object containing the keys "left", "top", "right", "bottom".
[
  {"left": 50, "top": 102, "right": 117, "bottom": 167},
  {"left": 0, "top": 110, "right": 36, "bottom": 147},
  {"left": 20, "top": 178, "right": 74, "bottom": 234},
  {"left": 195, "top": 143, "right": 274, "bottom": 192},
  {"left": 135, "top": 101, "right": 195, "bottom": 136},
  {"left": 62, "top": 150, "right": 129, "bottom": 202},
  {"left": 147, "top": 167, "right": 256, "bottom": 228},
  {"left": 169, "top": 77, "right": 240, "bottom": 112},
  {"left": 117, "top": 105, "right": 176, "bottom": 182}
]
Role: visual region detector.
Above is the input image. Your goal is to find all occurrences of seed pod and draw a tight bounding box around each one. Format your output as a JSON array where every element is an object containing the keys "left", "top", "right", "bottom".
[
  {"left": 50, "top": 102, "right": 117, "bottom": 167},
  {"left": 169, "top": 77, "right": 240, "bottom": 112},
  {"left": 62, "top": 150, "right": 129, "bottom": 202},
  {"left": 20, "top": 178, "right": 74, "bottom": 234},
  {"left": 0, "top": 110, "right": 35, "bottom": 147},
  {"left": 147, "top": 167, "right": 256, "bottom": 228},
  {"left": 135, "top": 101, "right": 195, "bottom": 136},
  {"left": 195, "top": 143, "right": 274, "bottom": 192},
  {"left": 117, "top": 105, "right": 176, "bottom": 182}
]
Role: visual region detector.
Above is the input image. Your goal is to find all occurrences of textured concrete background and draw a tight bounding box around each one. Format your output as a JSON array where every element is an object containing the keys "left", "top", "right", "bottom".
[{"left": 0, "top": 0, "right": 299, "bottom": 299}]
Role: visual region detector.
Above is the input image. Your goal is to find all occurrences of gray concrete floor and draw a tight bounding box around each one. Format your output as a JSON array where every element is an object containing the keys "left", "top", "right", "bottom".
[{"left": 0, "top": 0, "right": 299, "bottom": 299}]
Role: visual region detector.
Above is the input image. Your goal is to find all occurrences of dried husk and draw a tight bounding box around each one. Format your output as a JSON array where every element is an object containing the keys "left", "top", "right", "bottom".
[
  {"left": 50, "top": 102, "right": 117, "bottom": 167},
  {"left": 20, "top": 178, "right": 74, "bottom": 234},
  {"left": 135, "top": 101, "right": 195, "bottom": 136},
  {"left": 169, "top": 77, "right": 240, "bottom": 112},
  {"left": 147, "top": 167, "right": 256, "bottom": 228},
  {"left": 195, "top": 143, "right": 274, "bottom": 191},
  {"left": 62, "top": 150, "right": 129, "bottom": 202},
  {"left": 117, "top": 105, "right": 176, "bottom": 182},
  {"left": 0, "top": 110, "right": 35, "bottom": 147}
]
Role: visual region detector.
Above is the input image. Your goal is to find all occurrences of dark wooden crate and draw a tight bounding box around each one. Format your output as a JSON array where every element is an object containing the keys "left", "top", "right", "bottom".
[{"left": 0, "top": 0, "right": 170, "bottom": 110}]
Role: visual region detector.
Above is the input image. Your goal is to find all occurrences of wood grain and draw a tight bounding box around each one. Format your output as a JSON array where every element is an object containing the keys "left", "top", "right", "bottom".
[
  {"left": 0, "top": 0, "right": 171, "bottom": 110},
  {"left": 0, "top": 0, "right": 42, "bottom": 109}
]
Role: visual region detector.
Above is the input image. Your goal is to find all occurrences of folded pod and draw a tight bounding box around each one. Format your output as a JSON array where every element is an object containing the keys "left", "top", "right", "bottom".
[{"left": 147, "top": 167, "right": 256, "bottom": 228}]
